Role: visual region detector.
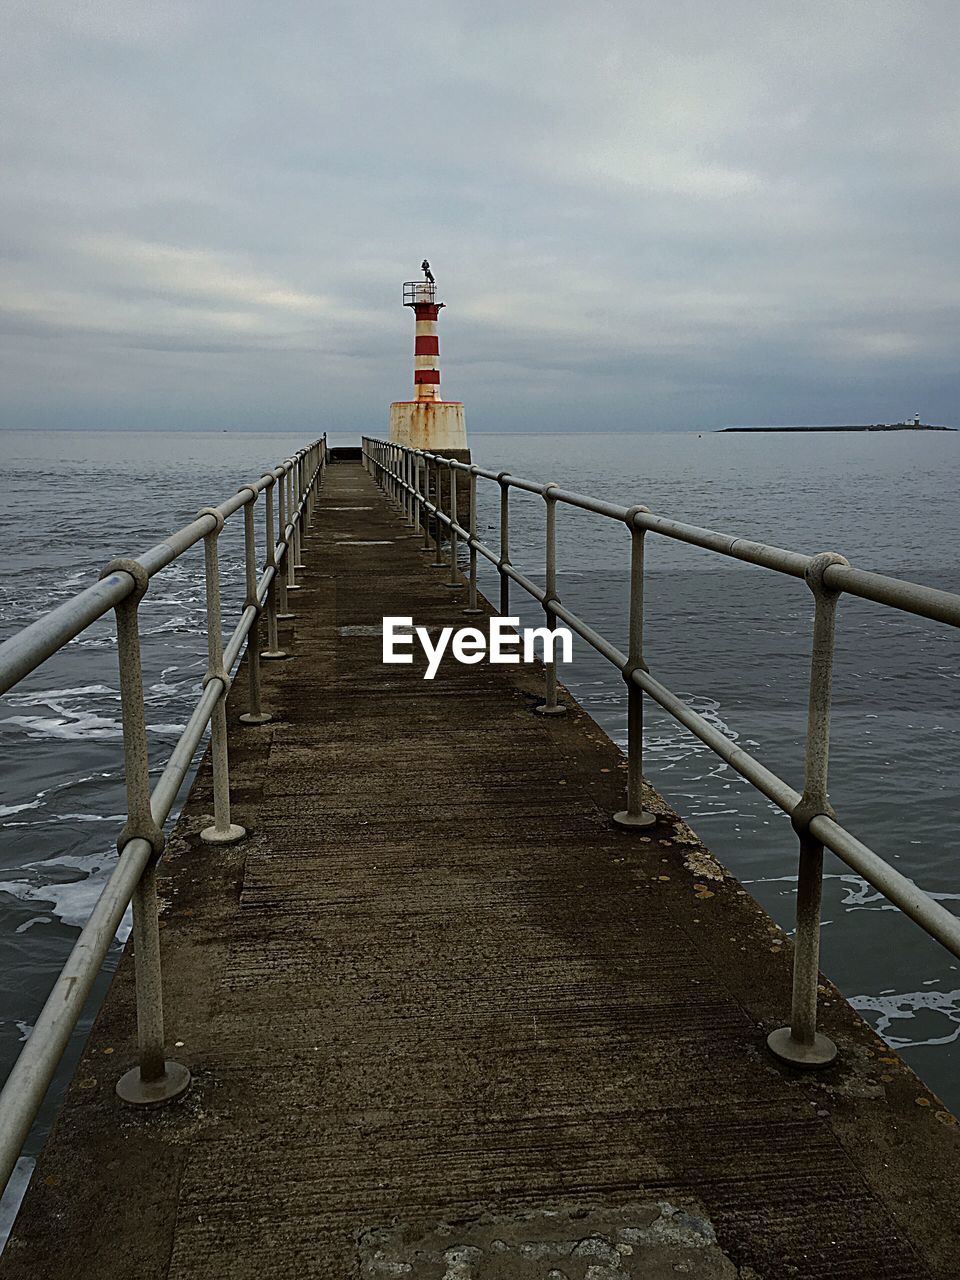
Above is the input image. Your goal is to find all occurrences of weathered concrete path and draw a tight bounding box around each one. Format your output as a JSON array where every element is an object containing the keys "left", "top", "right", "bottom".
[{"left": 3, "top": 461, "right": 959, "bottom": 1279}]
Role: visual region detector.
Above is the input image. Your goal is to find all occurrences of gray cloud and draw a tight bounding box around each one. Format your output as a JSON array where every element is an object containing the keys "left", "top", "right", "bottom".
[{"left": 1, "top": 0, "right": 958, "bottom": 432}]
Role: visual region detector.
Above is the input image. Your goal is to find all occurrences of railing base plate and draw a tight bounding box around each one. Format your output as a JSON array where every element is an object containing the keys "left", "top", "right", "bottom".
[
  {"left": 612, "top": 809, "right": 657, "bottom": 829},
  {"left": 766, "top": 1026, "right": 838, "bottom": 1068},
  {"left": 261, "top": 650, "right": 289, "bottom": 661},
  {"left": 201, "top": 822, "right": 247, "bottom": 845},
  {"left": 116, "top": 1060, "right": 191, "bottom": 1107},
  {"left": 239, "top": 712, "right": 273, "bottom": 725},
  {"left": 535, "top": 704, "right": 567, "bottom": 717}
]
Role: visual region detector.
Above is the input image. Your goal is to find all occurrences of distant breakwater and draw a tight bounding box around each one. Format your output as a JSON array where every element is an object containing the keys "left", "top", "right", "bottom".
[{"left": 719, "top": 424, "right": 956, "bottom": 433}]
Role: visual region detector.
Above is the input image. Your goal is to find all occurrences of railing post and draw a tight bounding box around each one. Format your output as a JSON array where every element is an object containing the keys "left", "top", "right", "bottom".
[
  {"left": 444, "top": 464, "right": 461, "bottom": 590},
  {"left": 276, "top": 465, "right": 295, "bottom": 620},
  {"left": 289, "top": 457, "right": 300, "bottom": 572},
  {"left": 197, "top": 508, "right": 246, "bottom": 846},
  {"left": 498, "top": 472, "right": 511, "bottom": 615},
  {"left": 768, "top": 551, "right": 849, "bottom": 1068},
  {"left": 238, "top": 488, "right": 271, "bottom": 725},
  {"left": 404, "top": 449, "right": 414, "bottom": 528},
  {"left": 305, "top": 448, "right": 315, "bottom": 528},
  {"left": 419, "top": 455, "right": 433, "bottom": 553},
  {"left": 100, "top": 557, "right": 191, "bottom": 1106},
  {"left": 430, "top": 457, "right": 446, "bottom": 569},
  {"left": 285, "top": 463, "right": 301, "bottom": 593},
  {"left": 464, "top": 467, "right": 482, "bottom": 615},
  {"left": 614, "top": 507, "right": 656, "bottom": 828},
  {"left": 294, "top": 454, "right": 306, "bottom": 571},
  {"left": 261, "top": 473, "right": 288, "bottom": 660},
  {"left": 398, "top": 447, "right": 408, "bottom": 526},
  {"left": 317, "top": 436, "right": 325, "bottom": 499},
  {"left": 411, "top": 451, "right": 423, "bottom": 538},
  {"left": 535, "top": 486, "right": 566, "bottom": 716}
]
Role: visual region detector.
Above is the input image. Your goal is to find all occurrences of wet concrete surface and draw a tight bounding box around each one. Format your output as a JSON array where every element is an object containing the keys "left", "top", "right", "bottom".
[{"left": 2, "top": 461, "right": 959, "bottom": 1279}]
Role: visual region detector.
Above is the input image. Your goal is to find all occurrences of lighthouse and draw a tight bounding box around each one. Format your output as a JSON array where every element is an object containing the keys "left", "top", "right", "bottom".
[{"left": 389, "top": 263, "right": 469, "bottom": 456}]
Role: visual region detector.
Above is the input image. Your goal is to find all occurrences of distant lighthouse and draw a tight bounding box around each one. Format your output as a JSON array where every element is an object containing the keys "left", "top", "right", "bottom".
[{"left": 389, "top": 263, "right": 469, "bottom": 455}]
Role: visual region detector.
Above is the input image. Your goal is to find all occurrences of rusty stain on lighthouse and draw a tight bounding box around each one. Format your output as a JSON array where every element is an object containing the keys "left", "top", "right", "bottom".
[{"left": 389, "top": 262, "right": 469, "bottom": 455}]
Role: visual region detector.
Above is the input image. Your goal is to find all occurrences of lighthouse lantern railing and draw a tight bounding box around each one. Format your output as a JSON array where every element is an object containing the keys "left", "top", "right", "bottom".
[{"left": 403, "top": 281, "right": 441, "bottom": 307}]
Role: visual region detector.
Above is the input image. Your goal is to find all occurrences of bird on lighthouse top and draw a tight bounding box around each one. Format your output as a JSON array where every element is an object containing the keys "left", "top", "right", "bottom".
[{"left": 421, "top": 259, "right": 435, "bottom": 284}]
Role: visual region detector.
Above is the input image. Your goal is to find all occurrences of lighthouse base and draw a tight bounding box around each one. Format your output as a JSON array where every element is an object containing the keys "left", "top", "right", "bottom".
[
  {"left": 390, "top": 401, "right": 468, "bottom": 453},
  {"left": 389, "top": 401, "right": 471, "bottom": 530}
]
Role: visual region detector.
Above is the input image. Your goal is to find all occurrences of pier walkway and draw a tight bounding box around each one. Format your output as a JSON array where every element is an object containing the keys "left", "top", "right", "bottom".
[{"left": 3, "top": 460, "right": 960, "bottom": 1279}]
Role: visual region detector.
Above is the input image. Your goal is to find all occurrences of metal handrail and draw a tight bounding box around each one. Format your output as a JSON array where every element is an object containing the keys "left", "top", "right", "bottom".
[
  {"left": 0, "top": 435, "right": 327, "bottom": 1198},
  {"left": 362, "top": 434, "right": 960, "bottom": 1071}
]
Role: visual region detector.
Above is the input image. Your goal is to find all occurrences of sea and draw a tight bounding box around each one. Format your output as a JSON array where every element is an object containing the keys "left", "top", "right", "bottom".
[{"left": 0, "top": 427, "right": 958, "bottom": 1237}]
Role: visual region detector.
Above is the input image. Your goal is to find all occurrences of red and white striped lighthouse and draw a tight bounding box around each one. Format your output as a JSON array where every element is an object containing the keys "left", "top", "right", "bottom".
[
  {"left": 410, "top": 279, "right": 443, "bottom": 402},
  {"left": 389, "top": 263, "right": 468, "bottom": 452}
]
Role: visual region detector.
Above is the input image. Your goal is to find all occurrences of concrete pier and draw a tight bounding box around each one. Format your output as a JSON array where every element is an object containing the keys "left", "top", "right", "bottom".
[{"left": 2, "top": 459, "right": 959, "bottom": 1279}]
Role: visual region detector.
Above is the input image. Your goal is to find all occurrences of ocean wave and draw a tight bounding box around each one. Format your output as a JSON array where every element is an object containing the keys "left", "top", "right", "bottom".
[
  {"left": 0, "top": 847, "right": 131, "bottom": 938},
  {"left": 0, "top": 800, "right": 41, "bottom": 818},
  {"left": 146, "top": 670, "right": 201, "bottom": 700},
  {"left": 0, "top": 684, "right": 126, "bottom": 742},
  {"left": 2, "top": 813, "right": 124, "bottom": 828},
  {"left": 849, "top": 987, "right": 960, "bottom": 1049},
  {"left": 641, "top": 696, "right": 743, "bottom": 783},
  {"left": 67, "top": 632, "right": 116, "bottom": 650},
  {"left": 140, "top": 615, "right": 197, "bottom": 637},
  {"left": 14, "top": 915, "right": 51, "bottom": 934},
  {"left": 36, "top": 770, "right": 117, "bottom": 799},
  {"left": 745, "top": 872, "right": 960, "bottom": 913},
  {"left": 3, "top": 684, "right": 117, "bottom": 706},
  {"left": 2, "top": 712, "right": 123, "bottom": 741}
]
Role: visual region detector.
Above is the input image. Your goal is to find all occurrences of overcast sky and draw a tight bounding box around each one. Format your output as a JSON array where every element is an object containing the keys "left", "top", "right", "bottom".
[{"left": 2, "top": 1, "right": 958, "bottom": 433}]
